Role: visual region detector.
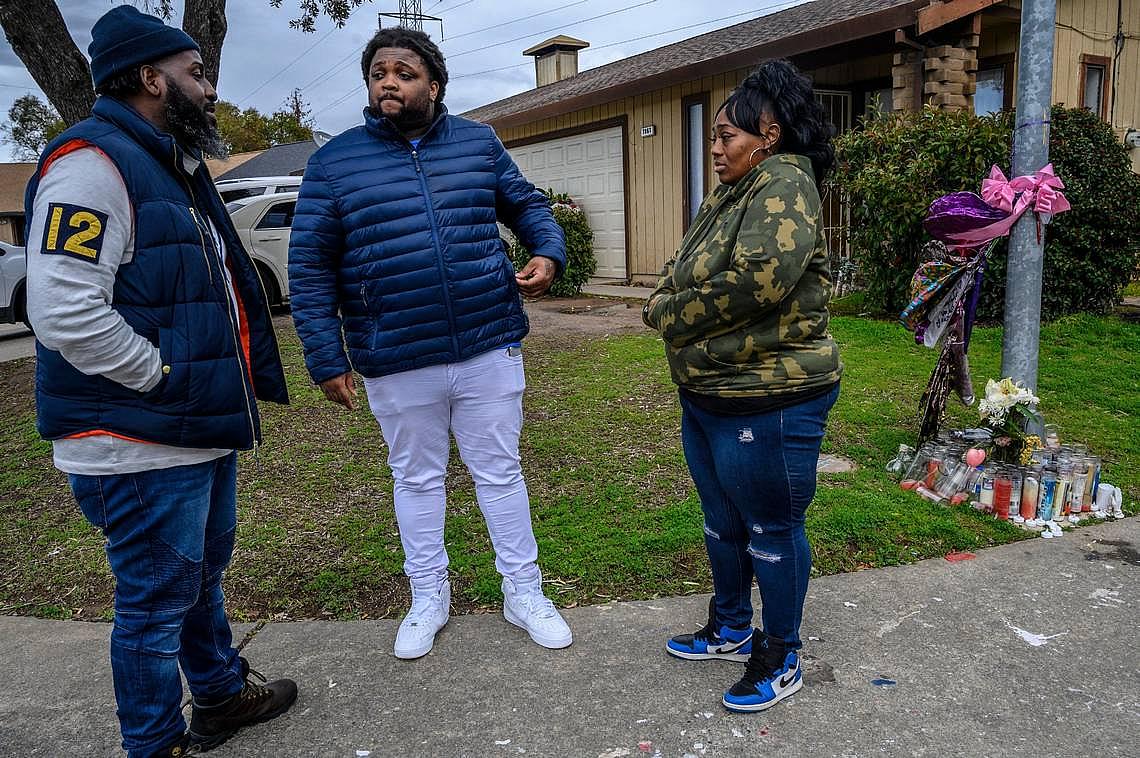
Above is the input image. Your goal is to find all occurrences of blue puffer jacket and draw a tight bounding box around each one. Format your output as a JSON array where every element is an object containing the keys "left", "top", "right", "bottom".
[
  {"left": 26, "top": 98, "right": 288, "bottom": 449},
  {"left": 288, "top": 106, "right": 566, "bottom": 383}
]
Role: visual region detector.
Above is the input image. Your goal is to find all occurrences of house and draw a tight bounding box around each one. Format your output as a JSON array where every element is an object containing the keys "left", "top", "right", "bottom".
[
  {"left": 0, "top": 162, "right": 36, "bottom": 245},
  {"left": 213, "top": 139, "right": 318, "bottom": 181},
  {"left": 206, "top": 149, "right": 263, "bottom": 179},
  {"left": 0, "top": 139, "right": 315, "bottom": 244},
  {"left": 464, "top": 0, "right": 1140, "bottom": 284}
]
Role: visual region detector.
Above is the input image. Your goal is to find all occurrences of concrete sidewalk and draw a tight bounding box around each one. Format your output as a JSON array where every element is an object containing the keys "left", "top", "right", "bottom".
[
  {"left": 581, "top": 283, "right": 653, "bottom": 300},
  {"left": 2, "top": 519, "right": 1137, "bottom": 758}
]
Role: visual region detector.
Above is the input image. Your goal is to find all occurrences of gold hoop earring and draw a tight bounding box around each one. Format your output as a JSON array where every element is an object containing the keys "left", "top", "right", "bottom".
[{"left": 748, "top": 145, "right": 768, "bottom": 168}]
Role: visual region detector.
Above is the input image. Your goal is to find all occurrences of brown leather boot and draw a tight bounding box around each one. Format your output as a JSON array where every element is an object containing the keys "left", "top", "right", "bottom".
[{"left": 187, "top": 657, "right": 297, "bottom": 752}]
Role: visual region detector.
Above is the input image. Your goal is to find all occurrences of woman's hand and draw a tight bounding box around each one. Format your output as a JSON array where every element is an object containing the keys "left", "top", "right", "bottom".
[
  {"left": 515, "top": 256, "right": 558, "bottom": 297},
  {"left": 320, "top": 371, "right": 358, "bottom": 411}
]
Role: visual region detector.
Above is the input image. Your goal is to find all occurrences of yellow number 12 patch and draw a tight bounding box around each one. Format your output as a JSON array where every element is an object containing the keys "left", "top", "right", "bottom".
[{"left": 41, "top": 202, "right": 109, "bottom": 264}]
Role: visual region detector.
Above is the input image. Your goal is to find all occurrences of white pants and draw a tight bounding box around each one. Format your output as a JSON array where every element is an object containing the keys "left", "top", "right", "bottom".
[{"left": 364, "top": 346, "right": 541, "bottom": 589}]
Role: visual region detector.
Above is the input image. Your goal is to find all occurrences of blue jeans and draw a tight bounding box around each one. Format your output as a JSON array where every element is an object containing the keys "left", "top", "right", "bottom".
[
  {"left": 680, "top": 385, "right": 839, "bottom": 650},
  {"left": 70, "top": 453, "right": 245, "bottom": 758}
]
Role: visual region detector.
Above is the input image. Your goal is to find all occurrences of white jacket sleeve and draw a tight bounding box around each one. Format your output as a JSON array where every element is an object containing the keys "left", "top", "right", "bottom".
[{"left": 26, "top": 147, "right": 163, "bottom": 392}]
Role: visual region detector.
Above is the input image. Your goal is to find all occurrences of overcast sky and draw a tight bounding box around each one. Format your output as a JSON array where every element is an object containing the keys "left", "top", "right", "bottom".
[{"left": 0, "top": 0, "right": 810, "bottom": 161}]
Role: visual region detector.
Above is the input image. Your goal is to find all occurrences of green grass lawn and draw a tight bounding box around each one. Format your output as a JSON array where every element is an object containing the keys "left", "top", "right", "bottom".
[{"left": 1, "top": 312, "right": 1135, "bottom": 621}]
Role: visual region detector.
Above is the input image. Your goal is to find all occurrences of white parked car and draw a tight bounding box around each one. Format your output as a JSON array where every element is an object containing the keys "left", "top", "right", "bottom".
[
  {"left": 227, "top": 191, "right": 298, "bottom": 307},
  {"left": 0, "top": 241, "right": 29, "bottom": 330},
  {"left": 215, "top": 176, "right": 301, "bottom": 204}
]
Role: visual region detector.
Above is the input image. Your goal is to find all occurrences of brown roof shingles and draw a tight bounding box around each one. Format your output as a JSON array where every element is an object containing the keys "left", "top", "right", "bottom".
[
  {"left": 463, "top": 0, "right": 924, "bottom": 127},
  {"left": 0, "top": 163, "right": 37, "bottom": 215}
]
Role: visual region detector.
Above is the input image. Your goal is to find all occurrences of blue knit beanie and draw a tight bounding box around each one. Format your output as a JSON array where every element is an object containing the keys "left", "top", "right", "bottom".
[{"left": 88, "top": 5, "right": 200, "bottom": 89}]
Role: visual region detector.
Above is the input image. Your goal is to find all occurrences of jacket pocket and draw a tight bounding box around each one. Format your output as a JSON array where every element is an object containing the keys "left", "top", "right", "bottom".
[
  {"left": 674, "top": 334, "right": 744, "bottom": 378},
  {"left": 70, "top": 475, "right": 107, "bottom": 530},
  {"left": 499, "top": 250, "right": 522, "bottom": 304},
  {"left": 360, "top": 282, "right": 381, "bottom": 351},
  {"left": 141, "top": 327, "right": 175, "bottom": 402}
]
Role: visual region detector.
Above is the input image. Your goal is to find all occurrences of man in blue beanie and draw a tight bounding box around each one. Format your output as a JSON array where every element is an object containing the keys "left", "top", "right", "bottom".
[{"left": 24, "top": 6, "right": 296, "bottom": 756}]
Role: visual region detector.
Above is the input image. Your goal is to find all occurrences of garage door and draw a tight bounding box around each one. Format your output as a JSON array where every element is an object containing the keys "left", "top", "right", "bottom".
[{"left": 508, "top": 126, "right": 626, "bottom": 280}]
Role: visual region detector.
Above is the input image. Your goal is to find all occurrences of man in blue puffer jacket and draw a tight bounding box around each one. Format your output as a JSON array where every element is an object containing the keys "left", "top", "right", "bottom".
[
  {"left": 24, "top": 7, "right": 296, "bottom": 757},
  {"left": 289, "top": 27, "right": 571, "bottom": 660}
]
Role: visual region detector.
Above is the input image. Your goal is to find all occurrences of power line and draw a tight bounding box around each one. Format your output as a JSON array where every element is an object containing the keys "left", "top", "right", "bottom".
[
  {"left": 312, "top": 0, "right": 803, "bottom": 120},
  {"left": 313, "top": 82, "right": 368, "bottom": 117},
  {"left": 298, "top": 47, "right": 363, "bottom": 93},
  {"left": 303, "top": 0, "right": 582, "bottom": 104},
  {"left": 434, "top": 0, "right": 475, "bottom": 13},
  {"left": 237, "top": 24, "right": 338, "bottom": 104},
  {"left": 450, "top": 0, "right": 804, "bottom": 81},
  {"left": 444, "top": 0, "right": 591, "bottom": 43},
  {"left": 447, "top": 0, "right": 658, "bottom": 60}
]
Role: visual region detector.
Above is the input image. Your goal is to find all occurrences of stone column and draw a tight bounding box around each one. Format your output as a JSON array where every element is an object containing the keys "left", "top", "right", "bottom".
[
  {"left": 922, "top": 33, "right": 980, "bottom": 112},
  {"left": 892, "top": 50, "right": 924, "bottom": 112}
]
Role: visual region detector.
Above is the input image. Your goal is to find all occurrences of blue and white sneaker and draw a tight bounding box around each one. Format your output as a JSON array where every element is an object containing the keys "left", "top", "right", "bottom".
[
  {"left": 722, "top": 637, "right": 801, "bottom": 712},
  {"left": 665, "top": 597, "right": 753, "bottom": 662}
]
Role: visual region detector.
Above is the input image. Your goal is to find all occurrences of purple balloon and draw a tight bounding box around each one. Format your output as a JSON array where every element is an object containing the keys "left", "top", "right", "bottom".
[{"left": 923, "top": 192, "right": 1010, "bottom": 242}]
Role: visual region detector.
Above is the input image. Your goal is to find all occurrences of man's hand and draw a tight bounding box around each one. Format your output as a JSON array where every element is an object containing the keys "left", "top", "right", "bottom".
[
  {"left": 320, "top": 371, "right": 357, "bottom": 411},
  {"left": 514, "top": 256, "right": 558, "bottom": 298}
]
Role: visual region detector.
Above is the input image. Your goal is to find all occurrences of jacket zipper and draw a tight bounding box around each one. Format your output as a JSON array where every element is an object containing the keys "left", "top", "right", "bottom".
[
  {"left": 411, "top": 148, "right": 460, "bottom": 358},
  {"left": 187, "top": 207, "right": 215, "bottom": 286},
  {"left": 177, "top": 161, "right": 257, "bottom": 445}
]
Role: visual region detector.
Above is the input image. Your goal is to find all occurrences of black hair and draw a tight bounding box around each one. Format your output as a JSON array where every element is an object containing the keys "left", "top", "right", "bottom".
[
  {"left": 96, "top": 66, "right": 146, "bottom": 99},
  {"left": 718, "top": 59, "right": 835, "bottom": 185},
  {"left": 360, "top": 27, "right": 448, "bottom": 106}
]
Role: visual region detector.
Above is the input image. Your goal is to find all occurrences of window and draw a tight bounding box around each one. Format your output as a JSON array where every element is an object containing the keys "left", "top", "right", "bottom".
[
  {"left": 862, "top": 87, "right": 892, "bottom": 119},
  {"left": 1079, "top": 55, "right": 1110, "bottom": 119},
  {"left": 682, "top": 94, "right": 709, "bottom": 229},
  {"left": 256, "top": 201, "right": 296, "bottom": 230},
  {"left": 274, "top": 184, "right": 300, "bottom": 194},
  {"left": 219, "top": 187, "right": 263, "bottom": 203},
  {"left": 974, "top": 67, "right": 1005, "bottom": 115},
  {"left": 974, "top": 55, "right": 1013, "bottom": 116}
]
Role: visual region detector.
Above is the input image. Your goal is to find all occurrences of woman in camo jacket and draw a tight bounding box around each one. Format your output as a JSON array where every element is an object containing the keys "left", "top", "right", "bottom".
[{"left": 644, "top": 59, "right": 842, "bottom": 714}]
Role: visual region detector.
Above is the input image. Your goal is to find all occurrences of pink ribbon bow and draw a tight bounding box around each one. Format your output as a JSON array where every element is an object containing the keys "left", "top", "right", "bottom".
[{"left": 947, "top": 163, "right": 1071, "bottom": 245}]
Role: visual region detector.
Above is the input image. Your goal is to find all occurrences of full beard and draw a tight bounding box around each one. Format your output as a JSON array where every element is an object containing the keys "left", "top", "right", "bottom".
[
  {"left": 369, "top": 96, "right": 435, "bottom": 135},
  {"left": 163, "top": 79, "right": 229, "bottom": 159}
]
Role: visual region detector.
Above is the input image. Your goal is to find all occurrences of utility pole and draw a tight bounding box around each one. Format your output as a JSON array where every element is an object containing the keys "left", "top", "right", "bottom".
[
  {"left": 1001, "top": 0, "right": 1057, "bottom": 391},
  {"left": 379, "top": 1, "right": 444, "bottom": 36},
  {"left": 398, "top": 0, "right": 423, "bottom": 29}
]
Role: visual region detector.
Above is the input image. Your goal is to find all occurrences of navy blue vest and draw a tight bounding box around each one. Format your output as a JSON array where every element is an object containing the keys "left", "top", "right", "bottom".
[{"left": 26, "top": 98, "right": 288, "bottom": 450}]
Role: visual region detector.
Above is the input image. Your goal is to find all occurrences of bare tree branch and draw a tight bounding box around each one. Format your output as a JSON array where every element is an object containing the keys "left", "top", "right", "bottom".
[
  {"left": 0, "top": 0, "right": 364, "bottom": 132},
  {"left": 0, "top": 0, "right": 95, "bottom": 126}
]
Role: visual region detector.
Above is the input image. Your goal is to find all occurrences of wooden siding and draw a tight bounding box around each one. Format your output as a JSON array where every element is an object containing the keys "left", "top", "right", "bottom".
[
  {"left": 497, "top": 59, "right": 882, "bottom": 281},
  {"left": 1054, "top": 0, "right": 1140, "bottom": 172},
  {"left": 980, "top": 1, "right": 1138, "bottom": 170},
  {"left": 494, "top": 0, "right": 1140, "bottom": 277}
]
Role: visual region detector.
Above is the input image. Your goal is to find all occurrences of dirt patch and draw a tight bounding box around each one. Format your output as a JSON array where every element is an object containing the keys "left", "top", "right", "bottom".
[
  {"left": 1, "top": 298, "right": 667, "bottom": 621},
  {"left": 525, "top": 296, "right": 651, "bottom": 341},
  {"left": 0, "top": 358, "right": 34, "bottom": 408}
]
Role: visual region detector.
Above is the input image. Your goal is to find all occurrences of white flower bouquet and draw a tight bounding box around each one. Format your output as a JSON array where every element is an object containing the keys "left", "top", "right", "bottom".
[{"left": 979, "top": 378, "right": 1042, "bottom": 463}]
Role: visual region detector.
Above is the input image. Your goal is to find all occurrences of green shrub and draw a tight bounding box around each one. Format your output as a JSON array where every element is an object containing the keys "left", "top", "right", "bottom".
[
  {"left": 830, "top": 107, "right": 1012, "bottom": 315},
  {"left": 1043, "top": 107, "right": 1140, "bottom": 316},
  {"left": 506, "top": 190, "right": 596, "bottom": 297},
  {"left": 832, "top": 106, "right": 1140, "bottom": 320}
]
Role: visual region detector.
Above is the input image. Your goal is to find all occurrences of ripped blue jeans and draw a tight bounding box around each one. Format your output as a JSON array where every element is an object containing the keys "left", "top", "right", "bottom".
[
  {"left": 679, "top": 385, "right": 838, "bottom": 649},
  {"left": 70, "top": 453, "right": 245, "bottom": 758}
]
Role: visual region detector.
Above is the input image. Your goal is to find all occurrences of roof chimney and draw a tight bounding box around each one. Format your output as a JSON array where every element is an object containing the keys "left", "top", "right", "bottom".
[{"left": 523, "top": 36, "right": 589, "bottom": 87}]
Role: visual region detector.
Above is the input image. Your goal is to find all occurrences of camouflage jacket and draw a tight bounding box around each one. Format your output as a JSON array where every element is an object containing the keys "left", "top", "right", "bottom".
[{"left": 643, "top": 153, "right": 842, "bottom": 397}]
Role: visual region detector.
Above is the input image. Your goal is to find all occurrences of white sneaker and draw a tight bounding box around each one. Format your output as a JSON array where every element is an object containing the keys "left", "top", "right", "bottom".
[
  {"left": 394, "top": 579, "right": 450, "bottom": 659},
  {"left": 502, "top": 573, "right": 573, "bottom": 649}
]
